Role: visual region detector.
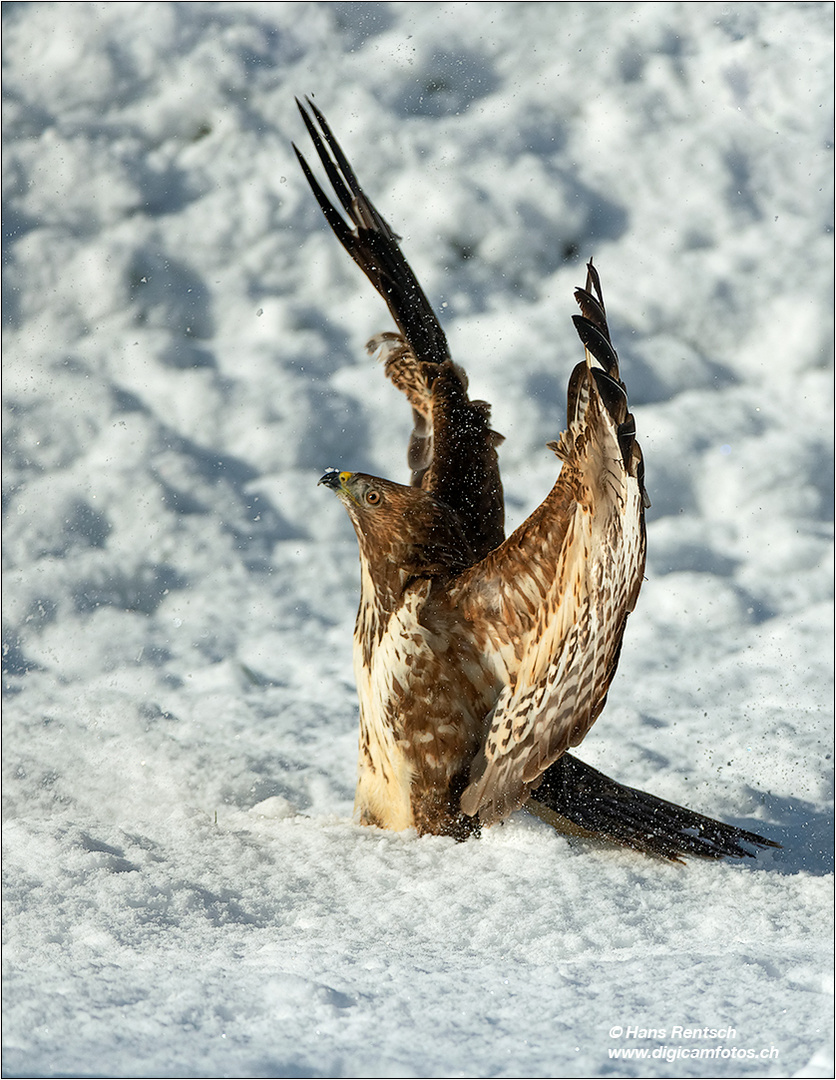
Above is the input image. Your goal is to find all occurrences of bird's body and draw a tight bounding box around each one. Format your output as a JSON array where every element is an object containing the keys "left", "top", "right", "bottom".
[
  {"left": 329, "top": 473, "right": 492, "bottom": 837},
  {"left": 297, "top": 100, "right": 778, "bottom": 861},
  {"left": 353, "top": 570, "right": 494, "bottom": 837}
]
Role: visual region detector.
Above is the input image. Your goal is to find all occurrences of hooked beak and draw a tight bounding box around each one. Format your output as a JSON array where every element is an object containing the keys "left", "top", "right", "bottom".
[{"left": 318, "top": 468, "right": 349, "bottom": 491}]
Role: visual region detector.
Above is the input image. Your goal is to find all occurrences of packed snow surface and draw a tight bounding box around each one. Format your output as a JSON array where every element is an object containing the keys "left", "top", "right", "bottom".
[{"left": 2, "top": 3, "right": 833, "bottom": 1077}]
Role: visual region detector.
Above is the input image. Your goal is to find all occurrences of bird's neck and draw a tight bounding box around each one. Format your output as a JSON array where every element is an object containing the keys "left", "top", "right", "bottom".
[{"left": 355, "top": 538, "right": 417, "bottom": 625}]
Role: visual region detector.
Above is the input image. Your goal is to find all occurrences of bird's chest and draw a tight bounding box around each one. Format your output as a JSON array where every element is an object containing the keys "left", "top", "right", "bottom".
[{"left": 352, "top": 578, "right": 496, "bottom": 834}]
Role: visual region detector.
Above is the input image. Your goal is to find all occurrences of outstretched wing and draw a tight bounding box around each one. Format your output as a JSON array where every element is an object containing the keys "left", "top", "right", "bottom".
[
  {"left": 294, "top": 99, "right": 504, "bottom": 560},
  {"left": 455, "top": 264, "right": 649, "bottom": 824}
]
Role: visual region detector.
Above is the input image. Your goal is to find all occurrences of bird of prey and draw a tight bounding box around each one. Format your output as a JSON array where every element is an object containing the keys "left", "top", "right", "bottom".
[{"left": 294, "top": 99, "right": 778, "bottom": 861}]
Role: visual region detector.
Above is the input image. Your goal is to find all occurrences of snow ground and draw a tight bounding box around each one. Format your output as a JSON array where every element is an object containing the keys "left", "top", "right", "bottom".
[{"left": 2, "top": 3, "right": 833, "bottom": 1077}]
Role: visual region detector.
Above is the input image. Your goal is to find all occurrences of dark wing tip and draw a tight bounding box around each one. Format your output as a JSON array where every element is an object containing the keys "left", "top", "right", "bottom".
[
  {"left": 294, "top": 98, "right": 451, "bottom": 369},
  {"left": 585, "top": 259, "right": 605, "bottom": 310},
  {"left": 572, "top": 314, "right": 620, "bottom": 378}
]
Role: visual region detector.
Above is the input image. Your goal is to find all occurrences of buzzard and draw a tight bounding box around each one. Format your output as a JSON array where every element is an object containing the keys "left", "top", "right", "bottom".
[{"left": 294, "top": 99, "right": 778, "bottom": 861}]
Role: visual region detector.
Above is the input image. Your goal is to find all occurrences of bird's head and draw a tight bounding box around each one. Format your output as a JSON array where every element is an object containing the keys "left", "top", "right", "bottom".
[
  {"left": 318, "top": 468, "right": 390, "bottom": 514},
  {"left": 318, "top": 468, "right": 475, "bottom": 596}
]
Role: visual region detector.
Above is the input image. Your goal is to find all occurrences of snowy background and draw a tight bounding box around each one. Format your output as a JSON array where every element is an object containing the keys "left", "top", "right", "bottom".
[{"left": 2, "top": 3, "right": 833, "bottom": 1077}]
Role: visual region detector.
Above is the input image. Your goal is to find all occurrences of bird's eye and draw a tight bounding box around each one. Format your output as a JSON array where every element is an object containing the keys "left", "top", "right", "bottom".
[{"left": 366, "top": 490, "right": 381, "bottom": 505}]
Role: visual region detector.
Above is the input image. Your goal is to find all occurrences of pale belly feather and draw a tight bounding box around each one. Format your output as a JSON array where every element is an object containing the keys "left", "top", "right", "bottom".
[{"left": 352, "top": 578, "right": 497, "bottom": 832}]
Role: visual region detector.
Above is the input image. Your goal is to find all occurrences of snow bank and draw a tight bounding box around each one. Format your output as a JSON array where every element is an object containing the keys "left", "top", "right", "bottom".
[{"left": 3, "top": 3, "right": 832, "bottom": 1077}]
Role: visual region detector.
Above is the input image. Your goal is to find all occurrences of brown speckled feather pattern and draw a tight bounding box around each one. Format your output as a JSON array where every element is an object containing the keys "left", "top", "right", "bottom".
[
  {"left": 300, "top": 103, "right": 779, "bottom": 860},
  {"left": 455, "top": 307, "right": 648, "bottom": 823},
  {"left": 296, "top": 98, "right": 645, "bottom": 835}
]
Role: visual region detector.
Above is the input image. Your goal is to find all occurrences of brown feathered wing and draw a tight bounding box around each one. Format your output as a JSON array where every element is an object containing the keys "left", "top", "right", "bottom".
[
  {"left": 455, "top": 264, "right": 649, "bottom": 824},
  {"left": 294, "top": 98, "right": 504, "bottom": 561},
  {"left": 299, "top": 105, "right": 780, "bottom": 860},
  {"left": 297, "top": 102, "right": 648, "bottom": 827}
]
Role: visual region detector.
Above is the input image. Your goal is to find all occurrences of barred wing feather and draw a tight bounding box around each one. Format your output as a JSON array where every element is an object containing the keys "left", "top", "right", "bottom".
[{"left": 457, "top": 265, "right": 648, "bottom": 824}]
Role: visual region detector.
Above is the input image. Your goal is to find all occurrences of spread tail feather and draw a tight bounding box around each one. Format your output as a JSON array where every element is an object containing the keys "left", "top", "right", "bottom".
[{"left": 527, "top": 753, "right": 780, "bottom": 863}]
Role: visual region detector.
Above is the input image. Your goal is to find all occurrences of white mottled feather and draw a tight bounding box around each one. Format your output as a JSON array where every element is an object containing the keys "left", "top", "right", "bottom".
[{"left": 352, "top": 575, "right": 430, "bottom": 828}]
